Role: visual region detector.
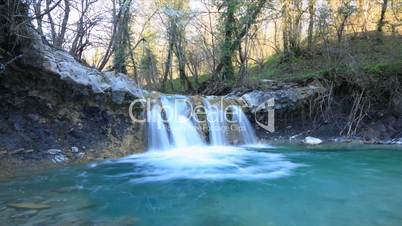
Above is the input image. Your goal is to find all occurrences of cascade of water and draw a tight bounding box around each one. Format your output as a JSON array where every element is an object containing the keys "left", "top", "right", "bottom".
[
  {"left": 231, "top": 106, "right": 258, "bottom": 144},
  {"left": 146, "top": 95, "right": 258, "bottom": 151},
  {"left": 147, "top": 104, "right": 171, "bottom": 151},
  {"left": 203, "top": 99, "right": 228, "bottom": 145},
  {"left": 161, "top": 96, "right": 205, "bottom": 148}
]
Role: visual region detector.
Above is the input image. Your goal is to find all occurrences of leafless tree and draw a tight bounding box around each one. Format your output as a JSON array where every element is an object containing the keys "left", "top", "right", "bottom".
[{"left": 377, "top": 0, "right": 389, "bottom": 32}]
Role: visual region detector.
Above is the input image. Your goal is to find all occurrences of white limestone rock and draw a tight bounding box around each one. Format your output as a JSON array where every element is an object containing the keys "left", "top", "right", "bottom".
[{"left": 304, "top": 136, "right": 323, "bottom": 145}]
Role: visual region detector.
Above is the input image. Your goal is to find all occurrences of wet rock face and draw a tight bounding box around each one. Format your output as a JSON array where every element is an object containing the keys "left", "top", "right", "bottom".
[{"left": 0, "top": 29, "right": 146, "bottom": 166}]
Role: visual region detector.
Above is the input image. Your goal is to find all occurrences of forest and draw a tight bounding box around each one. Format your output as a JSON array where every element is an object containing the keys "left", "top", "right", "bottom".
[{"left": 2, "top": 0, "right": 401, "bottom": 93}]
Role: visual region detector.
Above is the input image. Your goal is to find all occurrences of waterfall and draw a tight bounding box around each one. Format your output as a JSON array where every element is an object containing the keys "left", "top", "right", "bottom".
[
  {"left": 146, "top": 95, "right": 257, "bottom": 151},
  {"left": 203, "top": 99, "right": 228, "bottom": 145},
  {"left": 147, "top": 104, "right": 171, "bottom": 151},
  {"left": 231, "top": 106, "right": 258, "bottom": 144},
  {"left": 160, "top": 96, "right": 205, "bottom": 148}
]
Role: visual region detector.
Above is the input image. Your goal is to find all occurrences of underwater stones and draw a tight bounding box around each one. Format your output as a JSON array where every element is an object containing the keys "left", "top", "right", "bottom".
[
  {"left": 7, "top": 203, "right": 51, "bottom": 210},
  {"left": 304, "top": 136, "right": 323, "bottom": 145}
]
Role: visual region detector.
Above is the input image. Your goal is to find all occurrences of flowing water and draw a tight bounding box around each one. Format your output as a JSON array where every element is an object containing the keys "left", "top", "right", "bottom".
[
  {"left": 1, "top": 96, "right": 402, "bottom": 225},
  {"left": 203, "top": 99, "right": 228, "bottom": 145},
  {"left": 230, "top": 105, "right": 257, "bottom": 144},
  {"left": 1, "top": 145, "right": 402, "bottom": 226},
  {"left": 146, "top": 95, "right": 257, "bottom": 149}
]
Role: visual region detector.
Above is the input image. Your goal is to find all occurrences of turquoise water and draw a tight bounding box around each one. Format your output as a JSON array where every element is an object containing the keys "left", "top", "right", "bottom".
[{"left": 1, "top": 145, "right": 402, "bottom": 226}]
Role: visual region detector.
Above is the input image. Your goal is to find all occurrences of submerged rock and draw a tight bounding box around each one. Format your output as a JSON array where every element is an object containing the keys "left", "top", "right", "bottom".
[
  {"left": 7, "top": 203, "right": 50, "bottom": 210},
  {"left": 304, "top": 136, "right": 323, "bottom": 145}
]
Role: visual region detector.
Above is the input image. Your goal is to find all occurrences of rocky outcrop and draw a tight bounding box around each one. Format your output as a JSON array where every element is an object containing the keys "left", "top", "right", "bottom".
[
  {"left": 223, "top": 81, "right": 325, "bottom": 134},
  {"left": 0, "top": 29, "right": 146, "bottom": 170},
  {"left": 233, "top": 82, "right": 325, "bottom": 111},
  {"left": 227, "top": 80, "right": 402, "bottom": 144}
]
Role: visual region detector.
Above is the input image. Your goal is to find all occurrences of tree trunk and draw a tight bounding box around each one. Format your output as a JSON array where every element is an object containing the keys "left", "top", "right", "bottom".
[
  {"left": 33, "top": 0, "right": 43, "bottom": 35},
  {"left": 282, "top": 0, "right": 290, "bottom": 57},
  {"left": 214, "top": 0, "right": 266, "bottom": 78},
  {"left": 45, "top": 0, "right": 57, "bottom": 43},
  {"left": 337, "top": 16, "right": 347, "bottom": 43},
  {"left": 174, "top": 40, "right": 193, "bottom": 91},
  {"left": 161, "top": 41, "right": 174, "bottom": 91},
  {"left": 377, "top": 0, "right": 388, "bottom": 32},
  {"left": 98, "top": 0, "right": 130, "bottom": 71},
  {"left": 221, "top": 0, "right": 237, "bottom": 81},
  {"left": 307, "top": 0, "right": 316, "bottom": 51},
  {"left": 54, "top": 0, "right": 69, "bottom": 48}
]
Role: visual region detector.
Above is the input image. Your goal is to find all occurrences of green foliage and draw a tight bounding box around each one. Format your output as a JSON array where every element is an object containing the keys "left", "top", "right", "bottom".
[
  {"left": 364, "top": 62, "right": 402, "bottom": 78},
  {"left": 195, "top": 33, "right": 397, "bottom": 93}
]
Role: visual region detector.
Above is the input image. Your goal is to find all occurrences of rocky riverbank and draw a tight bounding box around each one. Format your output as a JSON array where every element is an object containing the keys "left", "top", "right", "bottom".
[
  {"left": 0, "top": 29, "right": 146, "bottom": 177},
  {"left": 229, "top": 80, "right": 402, "bottom": 145}
]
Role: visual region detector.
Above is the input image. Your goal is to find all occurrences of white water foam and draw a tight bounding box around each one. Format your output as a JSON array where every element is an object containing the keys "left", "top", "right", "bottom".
[{"left": 110, "top": 146, "right": 302, "bottom": 183}]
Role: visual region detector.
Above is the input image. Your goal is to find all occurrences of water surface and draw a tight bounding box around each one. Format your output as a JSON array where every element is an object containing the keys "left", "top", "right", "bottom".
[{"left": 1, "top": 145, "right": 402, "bottom": 226}]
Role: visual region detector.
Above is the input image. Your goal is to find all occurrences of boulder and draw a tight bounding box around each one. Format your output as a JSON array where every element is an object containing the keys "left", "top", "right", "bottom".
[{"left": 304, "top": 136, "right": 323, "bottom": 145}]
